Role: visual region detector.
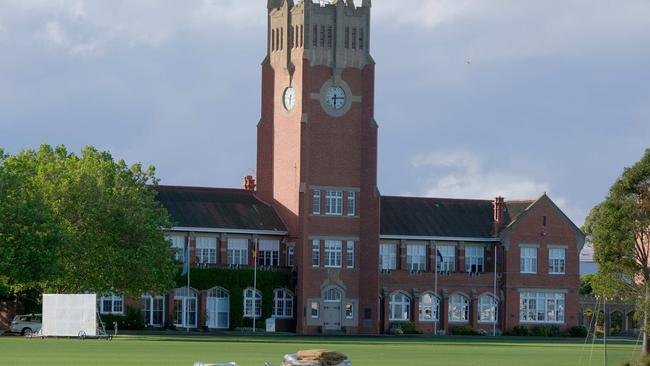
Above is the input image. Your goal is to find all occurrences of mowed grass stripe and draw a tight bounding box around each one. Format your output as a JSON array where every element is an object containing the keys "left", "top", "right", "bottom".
[{"left": 0, "top": 335, "right": 640, "bottom": 366}]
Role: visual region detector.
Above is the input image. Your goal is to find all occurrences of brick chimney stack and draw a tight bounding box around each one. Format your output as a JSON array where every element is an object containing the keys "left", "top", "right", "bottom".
[
  {"left": 244, "top": 176, "right": 256, "bottom": 192},
  {"left": 493, "top": 196, "right": 505, "bottom": 233}
]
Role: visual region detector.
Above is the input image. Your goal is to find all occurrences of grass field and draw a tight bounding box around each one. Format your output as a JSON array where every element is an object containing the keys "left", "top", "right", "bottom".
[{"left": 0, "top": 334, "right": 642, "bottom": 366}]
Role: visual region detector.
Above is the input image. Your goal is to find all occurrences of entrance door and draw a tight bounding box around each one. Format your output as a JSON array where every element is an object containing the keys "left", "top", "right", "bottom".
[
  {"left": 206, "top": 288, "right": 229, "bottom": 329},
  {"left": 323, "top": 288, "right": 342, "bottom": 331}
]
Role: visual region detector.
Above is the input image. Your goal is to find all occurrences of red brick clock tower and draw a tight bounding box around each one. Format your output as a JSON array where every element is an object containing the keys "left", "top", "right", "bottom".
[{"left": 257, "top": 0, "right": 380, "bottom": 334}]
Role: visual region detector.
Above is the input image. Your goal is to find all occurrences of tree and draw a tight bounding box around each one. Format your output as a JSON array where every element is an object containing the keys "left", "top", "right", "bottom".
[
  {"left": 0, "top": 145, "right": 177, "bottom": 298},
  {"left": 0, "top": 149, "right": 62, "bottom": 297},
  {"left": 584, "top": 149, "right": 650, "bottom": 356}
]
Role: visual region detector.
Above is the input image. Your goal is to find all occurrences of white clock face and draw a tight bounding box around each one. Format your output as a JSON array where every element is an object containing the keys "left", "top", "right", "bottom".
[
  {"left": 283, "top": 87, "right": 296, "bottom": 111},
  {"left": 325, "top": 86, "right": 346, "bottom": 110}
]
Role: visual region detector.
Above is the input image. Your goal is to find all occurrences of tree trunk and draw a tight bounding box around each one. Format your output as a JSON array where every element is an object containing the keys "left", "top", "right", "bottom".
[{"left": 641, "top": 288, "right": 650, "bottom": 358}]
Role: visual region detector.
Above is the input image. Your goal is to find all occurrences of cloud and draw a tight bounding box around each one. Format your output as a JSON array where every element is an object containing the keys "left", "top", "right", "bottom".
[{"left": 411, "top": 150, "right": 549, "bottom": 199}]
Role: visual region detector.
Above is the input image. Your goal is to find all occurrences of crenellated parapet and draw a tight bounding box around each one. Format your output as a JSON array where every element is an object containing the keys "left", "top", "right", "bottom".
[{"left": 267, "top": 0, "right": 372, "bottom": 70}]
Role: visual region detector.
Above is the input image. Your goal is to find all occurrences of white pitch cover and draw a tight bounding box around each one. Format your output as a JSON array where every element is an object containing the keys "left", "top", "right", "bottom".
[{"left": 42, "top": 294, "right": 97, "bottom": 337}]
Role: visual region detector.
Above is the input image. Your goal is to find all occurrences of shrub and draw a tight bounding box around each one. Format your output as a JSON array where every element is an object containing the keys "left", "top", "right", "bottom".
[
  {"left": 568, "top": 325, "right": 588, "bottom": 338},
  {"left": 512, "top": 325, "right": 529, "bottom": 336},
  {"left": 397, "top": 322, "right": 420, "bottom": 334},
  {"left": 100, "top": 306, "right": 145, "bottom": 331},
  {"left": 451, "top": 325, "right": 483, "bottom": 336},
  {"left": 531, "top": 325, "right": 561, "bottom": 337}
]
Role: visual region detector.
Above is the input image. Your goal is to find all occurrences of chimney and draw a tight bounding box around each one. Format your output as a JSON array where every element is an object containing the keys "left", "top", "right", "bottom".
[
  {"left": 493, "top": 196, "right": 505, "bottom": 231},
  {"left": 244, "top": 176, "right": 256, "bottom": 192}
]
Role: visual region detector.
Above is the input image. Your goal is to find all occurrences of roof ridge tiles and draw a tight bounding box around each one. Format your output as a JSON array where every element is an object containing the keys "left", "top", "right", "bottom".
[
  {"left": 152, "top": 184, "right": 250, "bottom": 193},
  {"left": 381, "top": 195, "right": 493, "bottom": 203}
]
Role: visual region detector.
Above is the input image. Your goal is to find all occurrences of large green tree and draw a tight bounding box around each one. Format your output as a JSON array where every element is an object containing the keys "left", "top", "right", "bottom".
[
  {"left": 0, "top": 145, "right": 177, "bottom": 298},
  {"left": 584, "top": 149, "right": 650, "bottom": 355}
]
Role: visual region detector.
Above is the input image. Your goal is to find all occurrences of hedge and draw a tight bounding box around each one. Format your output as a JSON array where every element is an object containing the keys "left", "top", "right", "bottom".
[{"left": 174, "top": 267, "right": 291, "bottom": 329}]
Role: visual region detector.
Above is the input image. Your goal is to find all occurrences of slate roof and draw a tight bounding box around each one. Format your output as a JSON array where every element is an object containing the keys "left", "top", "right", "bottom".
[
  {"left": 153, "top": 185, "right": 287, "bottom": 233},
  {"left": 380, "top": 196, "right": 534, "bottom": 239}
]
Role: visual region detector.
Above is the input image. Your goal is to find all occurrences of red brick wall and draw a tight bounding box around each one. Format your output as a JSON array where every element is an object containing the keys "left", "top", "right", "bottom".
[{"left": 501, "top": 197, "right": 582, "bottom": 332}]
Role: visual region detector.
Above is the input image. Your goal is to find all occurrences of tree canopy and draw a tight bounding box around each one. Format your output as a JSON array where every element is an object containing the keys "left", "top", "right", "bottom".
[
  {"left": 584, "top": 148, "right": 650, "bottom": 354},
  {"left": 0, "top": 145, "right": 177, "bottom": 298}
]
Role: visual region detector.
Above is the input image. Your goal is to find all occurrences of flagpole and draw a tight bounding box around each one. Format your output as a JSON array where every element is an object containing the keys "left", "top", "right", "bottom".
[
  {"left": 493, "top": 243, "right": 497, "bottom": 337},
  {"left": 187, "top": 237, "right": 190, "bottom": 333},
  {"left": 253, "top": 237, "right": 258, "bottom": 333},
  {"left": 434, "top": 242, "right": 438, "bottom": 336}
]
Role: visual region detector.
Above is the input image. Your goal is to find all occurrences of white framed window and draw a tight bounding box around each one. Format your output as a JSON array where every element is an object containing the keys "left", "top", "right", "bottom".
[
  {"left": 380, "top": 244, "right": 397, "bottom": 270},
  {"left": 464, "top": 246, "right": 484, "bottom": 273},
  {"left": 549, "top": 248, "right": 566, "bottom": 274},
  {"left": 142, "top": 294, "right": 165, "bottom": 327},
  {"left": 167, "top": 235, "right": 185, "bottom": 261},
  {"left": 312, "top": 240, "right": 320, "bottom": 267},
  {"left": 419, "top": 292, "right": 440, "bottom": 322},
  {"left": 520, "top": 246, "right": 538, "bottom": 274},
  {"left": 449, "top": 293, "right": 470, "bottom": 322},
  {"left": 519, "top": 291, "right": 565, "bottom": 323},
  {"left": 407, "top": 244, "right": 426, "bottom": 271},
  {"left": 436, "top": 245, "right": 455, "bottom": 272},
  {"left": 312, "top": 190, "right": 321, "bottom": 215},
  {"left": 174, "top": 287, "right": 198, "bottom": 328},
  {"left": 287, "top": 246, "right": 295, "bottom": 267},
  {"left": 389, "top": 292, "right": 411, "bottom": 321},
  {"left": 346, "top": 241, "right": 355, "bottom": 269},
  {"left": 196, "top": 237, "right": 217, "bottom": 264},
  {"left": 258, "top": 239, "right": 280, "bottom": 267},
  {"left": 478, "top": 294, "right": 498, "bottom": 323},
  {"left": 243, "top": 288, "right": 262, "bottom": 318},
  {"left": 98, "top": 294, "right": 124, "bottom": 315},
  {"left": 206, "top": 287, "right": 229, "bottom": 329},
  {"left": 347, "top": 192, "right": 356, "bottom": 216},
  {"left": 325, "top": 191, "right": 343, "bottom": 216},
  {"left": 324, "top": 240, "right": 343, "bottom": 268},
  {"left": 272, "top": 289, "right": 293, "bottom": 318},
  {"left": 228, "top": 238, "right": 248, "bottom": 266},
  {"left": 311, "top": 302, "right": 319, "bottom": 318}
]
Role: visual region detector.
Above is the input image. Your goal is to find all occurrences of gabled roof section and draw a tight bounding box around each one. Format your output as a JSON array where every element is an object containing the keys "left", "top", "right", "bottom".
[
  {"left": 380, "top": 196, "right": 496, "bottom": 239},
  {"left": 501, "top": 193, "right": 586, "bottom": 248},
  {"left": 153, "top": 185, "right": 286, "bottom": 233},
  {"left": 504, "top": 200, "right": 535, "bottom": 226}
]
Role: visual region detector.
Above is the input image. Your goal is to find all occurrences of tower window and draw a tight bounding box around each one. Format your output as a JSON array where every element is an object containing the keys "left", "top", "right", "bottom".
[
  {"left": 359, "top": 28, "right": 364, "bottom": 50},
  {"left": 313, "top": 25, "right": 318, "bottom": 47},
  {"left": 327, "top": 25, "right": 333, "bottom": 48},
  {"left": 289, "top": 26, "right": 293, "bottom": 49},
  {"left": 299, "top": 25, "right": 303, "bottom": 47},
  {"left": 344, "top": 27, "right": 350, "bottom": 48},
  {"left": 280, "top": 28, "right": 284, "bottom": 50},
  {"left": 351, "top": 27, "right": 357, "bottom": 49},
  {"left": 319, "top": 25, "right": 325, "bottom": 47},
  {"left": 271, "top": 29, "right": 275, "bottom": 51},
  {"left": 276, "top": 29, "right": 280, "bottom": 51}
]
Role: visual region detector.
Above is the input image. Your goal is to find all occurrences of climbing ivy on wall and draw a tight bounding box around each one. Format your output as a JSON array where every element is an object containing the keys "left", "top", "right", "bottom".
[{"left": 174, "top": 268, "right": 291, "bottom": 329}]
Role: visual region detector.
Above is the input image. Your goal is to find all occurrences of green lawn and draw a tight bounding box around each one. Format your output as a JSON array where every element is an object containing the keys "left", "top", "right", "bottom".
[{"left": 0, "top": 334, "right": 642, "bottom": 366}]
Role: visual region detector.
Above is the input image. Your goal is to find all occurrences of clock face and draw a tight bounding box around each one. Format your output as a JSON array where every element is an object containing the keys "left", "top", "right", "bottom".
[
  {"left": 283, "top": 87, "right": 296, "bottom": 111},
  {"left": 325, "top": 86, "right": 346, "bottom": 110}
]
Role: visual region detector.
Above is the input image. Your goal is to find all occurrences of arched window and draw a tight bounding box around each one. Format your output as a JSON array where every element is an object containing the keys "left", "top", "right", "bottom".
[
  {"left": 389, "top": 292, "right": 411, "bottom": 321},
  {"left": 419, "top": 292, "right": 440, "bottom": 322},
  {"left": 206, "top": 287, "right": 230, "bottom": 329},
  {"left": 243, "top": 288, "right": 262, "bottom": 318},
  {"left": 478, "top": 294, "right": 498, "bottom": 323},
  {"left": 273, "top": 289, "right": 294, "bottom": 318},
  {"left": 174, "top": 287, "right": 198, "bottom": 328},
  {"left": 449, "top": 293, "right": 470, "bottom": 322},
  {"left": 324, "top": 288, "right": 342, "bottom": 302}
]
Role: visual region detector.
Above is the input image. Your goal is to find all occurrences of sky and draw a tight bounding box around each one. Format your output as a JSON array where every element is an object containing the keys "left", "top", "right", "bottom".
[{"left": 1, "top": 0, "right": 649, "bottom": 229}]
